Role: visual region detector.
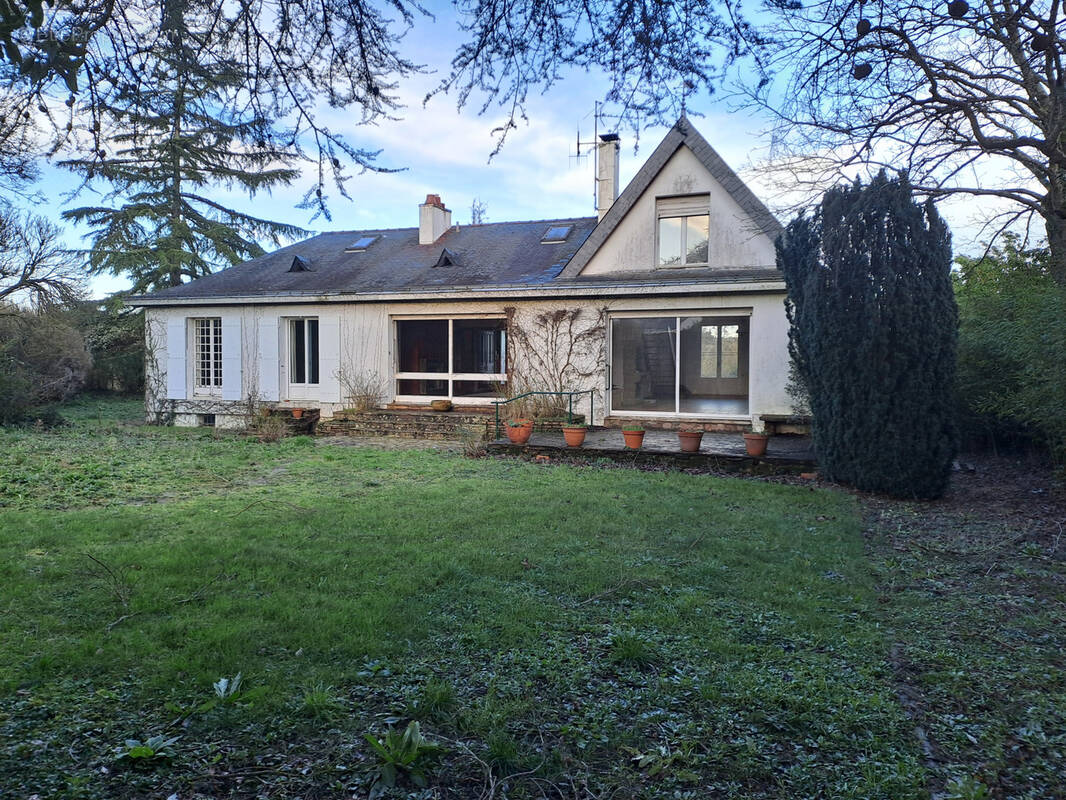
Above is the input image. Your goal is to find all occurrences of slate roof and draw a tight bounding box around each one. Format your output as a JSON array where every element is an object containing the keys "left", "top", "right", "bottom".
[
  {"left": 137, "top": 217, "right": 599, "bottom": 301},
  {"left": 133, "top": 117, "right": 784, "bottom": 304}
]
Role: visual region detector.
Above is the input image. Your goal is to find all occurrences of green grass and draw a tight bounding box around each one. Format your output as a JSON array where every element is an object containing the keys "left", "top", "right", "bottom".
[{"left": 0, "top": 397, "right": 927, "bottom": 798}]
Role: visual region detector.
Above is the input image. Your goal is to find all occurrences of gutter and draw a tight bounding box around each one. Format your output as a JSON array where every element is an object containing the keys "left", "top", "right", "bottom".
[{"left": 128, "top": 277, "right": 787, "bottom": 308}]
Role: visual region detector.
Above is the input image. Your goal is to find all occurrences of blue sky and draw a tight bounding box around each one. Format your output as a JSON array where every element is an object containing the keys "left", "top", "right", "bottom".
[{"left": 23, "top": 6, "right": 1005, "bottom": 298}]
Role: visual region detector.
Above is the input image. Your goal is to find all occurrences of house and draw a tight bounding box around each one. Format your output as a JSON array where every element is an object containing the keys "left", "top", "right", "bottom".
[{"left": 131, "top": 117, "right": 794, "bottom": 432}]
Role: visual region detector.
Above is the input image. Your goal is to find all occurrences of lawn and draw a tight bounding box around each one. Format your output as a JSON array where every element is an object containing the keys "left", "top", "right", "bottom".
[{"left": 0, "top": 397, "right": 1060, "bottom": 799}]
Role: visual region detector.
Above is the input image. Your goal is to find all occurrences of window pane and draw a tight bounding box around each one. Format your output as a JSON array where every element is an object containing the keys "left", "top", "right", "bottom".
[
  {"left": 720, "top": 324, "right": 739, "bottom": 378},
  {"left": 453, "top": 380, "right": 501, "bottom": 397},
  {"left": 307, "top": 319, "right": 319, "bottom": 384},
  {"left": 212, "top": 318, "right": 223, "bottom": 386},
  {"left": 397, "top": 378, "right": 448, "bottom": 395},
  {"left": 679, "top": 317, "right": 748, "bottom": 415},
  {"left": 453, "top": 319, "right": 506, "bottom": 374},
  {"left": 611, "top": 317, "right": 677, "bottom": 413},
  {"left": 685, "top": 215, "right": 709, "bottom": 264},
  {"left": 700, "top": 325, "right": 718, "bottom": 378},
  {"left": 291, "top": 319, "right": 306, "bottom": 384},
  {"left": 658, "top": 217, "right": 683, "bottom": 266},
  {"left": 397, "top": 320, "right": 448, "bottom": 373}
]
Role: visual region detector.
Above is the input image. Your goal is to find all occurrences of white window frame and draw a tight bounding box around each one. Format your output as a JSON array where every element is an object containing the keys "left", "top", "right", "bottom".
[
  {"left": 607, "top": 309, "right": 751, "bottom": 419},
  {"left": 191, "top": 317, "right": 223, "bottom": 396},
  {"left": 285, "top": 317, "right": 320, "bottom": 399},
  {"left": 656, "top": 194, "right": 711, "bottom": 268},
  {"left": 393, "top": 315, "right": 507, "bottom": 404}
]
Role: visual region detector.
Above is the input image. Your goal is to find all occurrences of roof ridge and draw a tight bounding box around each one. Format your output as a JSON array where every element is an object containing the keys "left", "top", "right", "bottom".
[{"left": 321, "top": 216, "right": 597, "bottom": 236}]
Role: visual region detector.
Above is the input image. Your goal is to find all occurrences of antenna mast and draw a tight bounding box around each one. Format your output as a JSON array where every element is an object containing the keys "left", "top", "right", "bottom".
[{"left": 571, "top": 101, "right": 608, "bottom": 212}]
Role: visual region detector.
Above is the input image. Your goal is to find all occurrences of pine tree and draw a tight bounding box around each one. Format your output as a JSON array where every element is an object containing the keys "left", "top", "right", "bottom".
[
  {"left": 778, "top": 172, "right": 958, "bottom": 499},
  {"left": 60, "top": 5, "right": 306, "bottom": 293}
]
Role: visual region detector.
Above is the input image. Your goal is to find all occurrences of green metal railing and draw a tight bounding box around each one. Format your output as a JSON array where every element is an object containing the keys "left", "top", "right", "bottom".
[{"left": 492, "top": 390, "right": 595, "bottom": 439}]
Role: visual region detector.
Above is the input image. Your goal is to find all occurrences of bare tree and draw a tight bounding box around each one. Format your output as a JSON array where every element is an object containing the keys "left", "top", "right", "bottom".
[
  {"left": 757, "top": 0, "right": 1066, "bottom": 285},
  {"left": 470, "top": 197, "right": 488, "bottom": 225},
  {"left": 0, "top": 206, "right": 84, "bottom": 308}
]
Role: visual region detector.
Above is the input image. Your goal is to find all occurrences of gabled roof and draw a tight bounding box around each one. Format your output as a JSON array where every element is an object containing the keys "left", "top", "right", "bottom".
[
  {"left": 136, "top": 217, "right": 598, "bottom": 301},
  {"left": 558, "top": 116, "right": 783, "bottom": 279}
]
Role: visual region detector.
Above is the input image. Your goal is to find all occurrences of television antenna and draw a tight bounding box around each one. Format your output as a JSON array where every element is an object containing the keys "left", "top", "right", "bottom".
[{"left": 570, "top": 101, "right": 613, "bottom": 211}]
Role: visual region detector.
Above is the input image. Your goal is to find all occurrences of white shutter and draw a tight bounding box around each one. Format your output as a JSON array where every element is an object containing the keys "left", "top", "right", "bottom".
[
  {"left": 165, "top": 318, "right": 187, "bottom": 400},
  {"left": 318, "top": 313, "right": 341, "bottom": 402},
  {"left": 221, "top": 316, "right": 243, "bottom": 401},
  {"left": 657, "top": 194, "right": 710, "bottom": 217},
  {"left": 257, "top": 316, "right": 280, "bottom": 401}
]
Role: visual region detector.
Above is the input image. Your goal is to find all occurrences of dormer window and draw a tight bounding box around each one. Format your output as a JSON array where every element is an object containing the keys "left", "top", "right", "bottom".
[{"left": 657, "top": 195, "right": 710, "bottom": 266}]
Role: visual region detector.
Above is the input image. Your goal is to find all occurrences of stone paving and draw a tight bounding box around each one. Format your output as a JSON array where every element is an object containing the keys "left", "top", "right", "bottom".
[{"left": 493, "top": 428, "right": 815, "bottom": 460}]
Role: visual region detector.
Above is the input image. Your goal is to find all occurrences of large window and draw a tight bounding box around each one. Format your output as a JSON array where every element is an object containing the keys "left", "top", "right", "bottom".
[
  {"left": 611, "top": 315, "right": 748, "bottom": 416},
  {"left": 395, "top": 317, "right": 506, "bottom": 398},
  {"left": 289, "top": 318, "right": 319, "bottom": 385},
  {"left": 193, "top": 317, "right": 222, "bottom": 391}
]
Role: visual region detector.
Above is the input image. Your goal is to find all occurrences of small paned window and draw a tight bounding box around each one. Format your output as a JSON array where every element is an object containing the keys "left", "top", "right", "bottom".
[
  {"left": 700, "top": 324, "right": 740, "bottom": 378},
  {"left": 193, "top": 318, "right": 223, "bottom": 389}
]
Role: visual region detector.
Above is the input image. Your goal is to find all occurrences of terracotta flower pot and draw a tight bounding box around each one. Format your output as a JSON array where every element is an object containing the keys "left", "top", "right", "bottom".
[
  {"left": 678, "top": 430, "right": 703, "bottom": 453},
  {"left": 621, "top": 429, "right": 645, "bottom": 450},
  {"left": 561, "top": 426, "right": 587, "bottom": 448},
  {"left": 291, "top": 408, "right": 305, "bottom": 419},
  {"left": 506, "top": 419, "right": 533, "bottom": 445},
  {"left": 430, "top": 399, "right": 453, "bottom": 412},
  {"left": 743, "top": 432, "right": 769, "bottom": 457}
]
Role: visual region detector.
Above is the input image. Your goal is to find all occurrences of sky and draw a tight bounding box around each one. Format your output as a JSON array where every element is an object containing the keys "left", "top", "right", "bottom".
[{"left": 23, "top": 5, "right": 1013, "bottom": 299}]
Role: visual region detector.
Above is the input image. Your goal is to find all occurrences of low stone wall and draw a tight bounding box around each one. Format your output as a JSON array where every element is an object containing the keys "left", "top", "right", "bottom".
[{"left": 317, "top": 409, "right": 494, "bottom": 440}]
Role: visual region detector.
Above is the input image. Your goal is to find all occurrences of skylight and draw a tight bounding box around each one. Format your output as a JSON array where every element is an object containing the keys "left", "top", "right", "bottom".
[
  {"left": 541, "top": 225, "right": 571, "bottom": 243},
  {"left": 345, "top": 235, "right": 378, "bottom": 252}
]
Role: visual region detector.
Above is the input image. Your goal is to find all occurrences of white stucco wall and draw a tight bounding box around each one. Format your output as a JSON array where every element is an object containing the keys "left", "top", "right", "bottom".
[
  {"left": 581, "top": 145, "right": 777, "bottom": 275},
  {"left": 145, "top": 289, "right": 792, "bottom": 429}
]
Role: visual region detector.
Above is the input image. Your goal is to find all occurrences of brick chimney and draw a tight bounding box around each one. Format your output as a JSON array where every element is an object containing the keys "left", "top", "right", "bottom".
[
  {"left": 596, "top": 133, "right": 620, "bottom": 220},
  {"left": 419, "top": 194, "right": 452, "bottom": 245}
]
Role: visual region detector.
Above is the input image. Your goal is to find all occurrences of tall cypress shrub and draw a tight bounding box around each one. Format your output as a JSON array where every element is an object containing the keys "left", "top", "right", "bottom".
[{"left": 778, "top": 172, "right": 958, "bottom": 499}]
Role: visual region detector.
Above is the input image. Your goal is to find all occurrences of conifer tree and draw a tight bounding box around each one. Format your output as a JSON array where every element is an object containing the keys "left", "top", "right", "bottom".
[
  {"left": 60, "top": 5, "right": 306, "bottom": 293},
  {"left": 778, "top": 172, "right": 958, "bottom": 499}
]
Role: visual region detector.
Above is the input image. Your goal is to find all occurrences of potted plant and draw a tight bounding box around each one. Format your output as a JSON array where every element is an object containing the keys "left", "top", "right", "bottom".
[
  {"left": 291, "top": 407, "right": 305, "bottom": 419},
  {"left": 506, "top": 418, "right": 533, "bottom": 445},
  {"left": 742, "top": 427, "right": 769, "bottom": 457},
  {"left": 561, "top": 422, "right": 587, "bottom": 448},
  {"left": 621, "top": 426, "right": 645, "bottom": 450},
  {"left": 678, "top": 428, "right": 704, "bottom": 453}
]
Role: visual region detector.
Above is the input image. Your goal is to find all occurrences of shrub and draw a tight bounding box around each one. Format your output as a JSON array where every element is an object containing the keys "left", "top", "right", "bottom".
[
  {"left": 955, "top": 239, "right": 1066, "bottom": 464},
  {"left": 0, "top": 305, "right": 91, "bottom": 424},
  {"left": 779, "top": 172, "right": 958, "bottom": 499}
]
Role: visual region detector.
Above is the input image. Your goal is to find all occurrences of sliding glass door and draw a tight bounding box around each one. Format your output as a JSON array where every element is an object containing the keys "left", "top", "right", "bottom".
[{"left": 610, "top": 314, "right": 749, "bottom": 416}]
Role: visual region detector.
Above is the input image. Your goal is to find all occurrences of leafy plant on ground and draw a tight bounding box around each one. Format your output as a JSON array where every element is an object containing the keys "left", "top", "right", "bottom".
[
  {"left": 114, "top": 735, "right": 179, "bottom": 764},
  {"left": 363, "top": 721, "right": 444, "bottom": 796}
]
